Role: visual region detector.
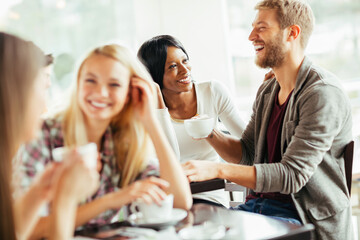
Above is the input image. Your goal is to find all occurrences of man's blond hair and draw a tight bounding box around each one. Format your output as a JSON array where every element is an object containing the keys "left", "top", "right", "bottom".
[{"left": 255, "top": 0, "right": 315, "bottom": 49}]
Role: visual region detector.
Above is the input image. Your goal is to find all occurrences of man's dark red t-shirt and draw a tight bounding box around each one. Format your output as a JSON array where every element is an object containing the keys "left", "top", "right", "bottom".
[{"left": 247, "top": 89, "right": 294, "bottom": 203}]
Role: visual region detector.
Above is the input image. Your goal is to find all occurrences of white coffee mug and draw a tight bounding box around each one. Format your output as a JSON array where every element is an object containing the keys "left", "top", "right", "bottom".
[
  {"left": 52, "top": 143, "right": 97, "bottom": 169},
  {"left": 130, "top": 194, "right": 174, "bottom": 221},
  {"left": 184, "top": 117, "right": 215, "bottom": 139}
]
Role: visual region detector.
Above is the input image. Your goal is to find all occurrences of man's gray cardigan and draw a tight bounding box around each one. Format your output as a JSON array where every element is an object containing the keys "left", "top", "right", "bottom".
[{"left": 240, "top": 56, "right": 353, "bottom": 239}]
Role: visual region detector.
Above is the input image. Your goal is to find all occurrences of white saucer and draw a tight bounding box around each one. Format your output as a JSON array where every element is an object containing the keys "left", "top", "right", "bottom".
[{"left": 128, "top": 208, "right": 187, "bottom": 229}]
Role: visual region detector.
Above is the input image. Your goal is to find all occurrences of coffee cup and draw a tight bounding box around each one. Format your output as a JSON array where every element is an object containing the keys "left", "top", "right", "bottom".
[
  {"left": 130, "top": 194, "right": 174, "bottom": 221},
  {"left": 184, "top": 116, "right": 215, "bottom": 139},
  {"left": 52, "top": 143, "right": 97, "bottom": 169}
]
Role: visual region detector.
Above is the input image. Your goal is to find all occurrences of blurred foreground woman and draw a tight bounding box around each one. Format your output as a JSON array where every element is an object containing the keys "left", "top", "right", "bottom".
[{"left": 0, "top": 32, "right": 99, "bottom": 240}]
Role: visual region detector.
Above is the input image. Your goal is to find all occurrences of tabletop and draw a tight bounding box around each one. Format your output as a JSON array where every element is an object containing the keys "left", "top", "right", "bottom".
[{"left": 75, "top": 203, "right": 314, "bottom": 239}]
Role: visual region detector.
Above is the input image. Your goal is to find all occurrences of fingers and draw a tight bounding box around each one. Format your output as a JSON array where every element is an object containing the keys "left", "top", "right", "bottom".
[
  {"left": 35, "top": 148, "right": 100, "bottom": 204},
  {"left": 182, "top": 167, "right": 197, "bottom": 177},
  {"left": 181, "top": 161, "right": 197, "bottom": 172},
  {"left": 128, "top": 177, "right": 169, "bottom": 205},
  {"left": 147, "top": 176, "right": 170, "bottom": 189},
  {"left": 55, "top": 150, "right": 100, "bottom": 201},
  {"left": 62, "top": 149, "right": 83, "bottom": 167},
  {"left": 144, "top": 177, "right": 169, "bottom": 205},
  {"left": 34, "top": 163, "right": 60, "bottom": 200},
  {"left": 140, "top": 185, "right": 166, "bottom": 205},
  {"left": 153, "top": 82, "right": 161, "bottom": 94},
  {"left": 192, "top": 136, "right": 206, "bottom": 140},
  {"left": 130, "top": 78, "right": 158, "bottom": 122},
  {"left": 264, "top": 70, "right": 275, "bottom": 81},
  {"left": 73, "top": 162, "right": 100, "bottom": 198},
  {"left": 131, "top": 77, "right": 153, "bottom": 101},
  {"left": 131, "top": 82, "right": 141, "bottom": 105},
  {"left": 132, "top": 77, "right": 152, "bottom": 91},
  {"left": 41, "top": 163, "right": 59, "bottom": 181},
  {"left": 187, "top": 174, "right": 199, "bottom": 183},
  {"left": 182, "top": 162, "right": 199, "bottom": 183},
  {"left": 87, "top": 169, "right": 100, "bottom": 196},
  {"left": 183, "top": 170, "right": 198, "bottom": 183},
  {"left": 97, "top": 153, "right": 102, "bottom": 172},
  {"left": 140, "top": 193, "right": 153, "bottom": 204},
  {"left": 182, "top": 160, "right": 214, "bottom": 183}
]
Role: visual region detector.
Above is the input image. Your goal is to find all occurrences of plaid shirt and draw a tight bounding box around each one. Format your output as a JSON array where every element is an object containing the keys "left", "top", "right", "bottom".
[{"left": 18, "top": 115, "right": 158, "bottom": 226}]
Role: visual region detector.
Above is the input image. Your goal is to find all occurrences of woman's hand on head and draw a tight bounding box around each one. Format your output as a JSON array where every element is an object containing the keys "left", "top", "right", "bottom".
[
  {"left": 131, "top": 77, "right": 156, "bottom": 124},
  {"left": 122, "top": 176, "right": 169, "bottom": 206},
  {"left": 181, "top": 160, "right": 220, "bottom": 183}
]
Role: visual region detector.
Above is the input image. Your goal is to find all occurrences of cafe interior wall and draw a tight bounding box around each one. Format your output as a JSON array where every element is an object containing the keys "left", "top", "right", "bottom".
[
  {"left": 1, "top": 0, "right": 360, "bottom": 237},
  {"left": 1, "top": 0, "right": 360, "bottom": 183},
  {"left": 132, "top": 0, "right": 236, "bottom": 96}
]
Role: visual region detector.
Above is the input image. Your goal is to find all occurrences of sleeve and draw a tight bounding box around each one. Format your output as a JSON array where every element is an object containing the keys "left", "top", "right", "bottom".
[
  {"left": 254, "top": 84, "right": 351, "bottom": 194},
  {"left": 17, "top": 122, "right": 52, "bottom": 192},
  {"left": 137, "top": 157, "right": 160, "bottom": 179},
  {"left": 239, "top": 81, "right": 270, "bottom": 166},
  {"left": 155, "top": 108, "right": 180, "bottom": 159},
  {"left": 239, "top": 95, "right": 258, "bottom": 166},
  {"left": 210, "top": 80, "right": 245, "bottom": 137}
]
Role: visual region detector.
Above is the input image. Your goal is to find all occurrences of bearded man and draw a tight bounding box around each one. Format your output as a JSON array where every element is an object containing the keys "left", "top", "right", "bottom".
[{"left": 182, "top": 0, "right": 353, "bottom": 239}]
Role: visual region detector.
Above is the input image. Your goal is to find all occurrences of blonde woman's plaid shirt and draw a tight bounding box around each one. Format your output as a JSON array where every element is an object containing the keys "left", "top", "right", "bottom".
[{"left": 18, "top": 116, "right": 158, "bottom": 227}]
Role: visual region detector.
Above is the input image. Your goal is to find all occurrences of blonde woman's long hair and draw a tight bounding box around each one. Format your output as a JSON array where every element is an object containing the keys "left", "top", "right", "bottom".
[
  {"left": 61, "top": 44, "right": 155, "bottom": 188},
  {"left": 0, "top": 32, "right": 45, "bottom": 240}
]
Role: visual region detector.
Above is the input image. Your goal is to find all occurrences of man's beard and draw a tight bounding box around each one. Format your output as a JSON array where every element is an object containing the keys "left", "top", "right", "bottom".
[{"left": 255, "top": 35, "right": 286, "bottom": 69}]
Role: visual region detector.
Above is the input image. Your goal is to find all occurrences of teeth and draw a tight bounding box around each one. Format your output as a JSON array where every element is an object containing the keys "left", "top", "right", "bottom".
[
  {"left": 91, "top": 101, "right": 107, "bottom": 108},
  {"left": 179, "top": 76, "right": 190, "bottom": 83},
  {"left": 254, "top": 45, "right": 264, "bottom": 51}
]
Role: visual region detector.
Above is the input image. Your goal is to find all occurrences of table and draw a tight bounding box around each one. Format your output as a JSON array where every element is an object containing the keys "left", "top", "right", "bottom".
[
  {"left": 190, "top": 178, "right": 225, "bottom": 194},
  {"left": 75, "top": 204, "right": 314, "bottom": 239}
]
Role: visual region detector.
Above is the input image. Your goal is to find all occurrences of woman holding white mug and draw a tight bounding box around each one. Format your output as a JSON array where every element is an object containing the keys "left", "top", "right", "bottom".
[
  {"left": 138, "top": 35, "right": 245, "bottom": 207},
  {"left": 0, "top": 32, "right": 99, "bottom": 240},
  {"left": 19, "top": 43, "right": 192, "bottom": 239}
]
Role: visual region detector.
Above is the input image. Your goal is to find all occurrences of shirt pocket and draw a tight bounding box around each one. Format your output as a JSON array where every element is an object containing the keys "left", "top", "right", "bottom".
[{"left": 308, "top": 194, "right": 349, "bottom": 221}]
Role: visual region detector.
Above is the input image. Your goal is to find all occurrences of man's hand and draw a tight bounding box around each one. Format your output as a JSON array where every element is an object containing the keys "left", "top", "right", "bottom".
[
  {"left": 264, "top": 70, "right": 275, "bottom": 81},
  {"left": 182, "top": 160, "right": 220, "bottom": 182}
]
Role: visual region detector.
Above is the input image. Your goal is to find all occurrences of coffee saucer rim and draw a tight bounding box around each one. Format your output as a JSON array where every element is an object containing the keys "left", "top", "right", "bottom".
[{"left": 128, "top": 208, "right": 188, "bottom": 227}]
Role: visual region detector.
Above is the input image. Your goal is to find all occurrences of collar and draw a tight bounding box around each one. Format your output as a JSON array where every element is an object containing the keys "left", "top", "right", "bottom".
[
  {"left": 100, "top": 126, "right": 114, "bottom": 164},
  {"left": 293, "top": 56, "right": 312, "bottom": 96}
]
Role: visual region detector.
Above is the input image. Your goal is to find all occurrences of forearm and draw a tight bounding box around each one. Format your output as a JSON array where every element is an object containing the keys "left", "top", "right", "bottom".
[
  {"left": 146, "top": 118, "right": 192, "bottom": 210},
  {"left": 49, "top": 194, "right": 78, "bottom": 240},
  {"left": 31, "top": 191, "right": 127, "bottom": 239},
  {"left": 74, "top": 191, "right": 128, "bottom": 227},
  {"left": 13, "top": 186, "right": 47, "bottom": 240},
  {"left": 155, "top": 109, "right": 180, "bottom": 159},
  {"left": 217, "top": 163, "right": 256, "bottom": 190},
  {"left": 28, "top": 217, "right": 49, "bottom": 240},
  {"left": 206, "top": 129, "right": 243, "bottom": 164}
]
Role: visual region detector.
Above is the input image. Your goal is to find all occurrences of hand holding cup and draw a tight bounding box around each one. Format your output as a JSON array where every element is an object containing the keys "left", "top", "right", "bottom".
[{"left": 184, "top": 115, "right": 215, "bottom": 139}]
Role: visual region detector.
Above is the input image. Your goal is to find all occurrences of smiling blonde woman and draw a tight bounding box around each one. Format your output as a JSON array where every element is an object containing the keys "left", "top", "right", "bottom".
[{"left": 18, "top": 44, "right": 192, "bottom": 239}]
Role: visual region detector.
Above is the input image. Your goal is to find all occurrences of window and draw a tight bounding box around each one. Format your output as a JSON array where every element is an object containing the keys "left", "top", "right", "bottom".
[
  {"left": 227, "top": 0, "right": 360, "bottom": 172},
  {"left": 0, "top": 0, "right": 136, "bottom": 106},
  {"left": 1, "top": 0, "right": 359, "bottom": 172}
]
